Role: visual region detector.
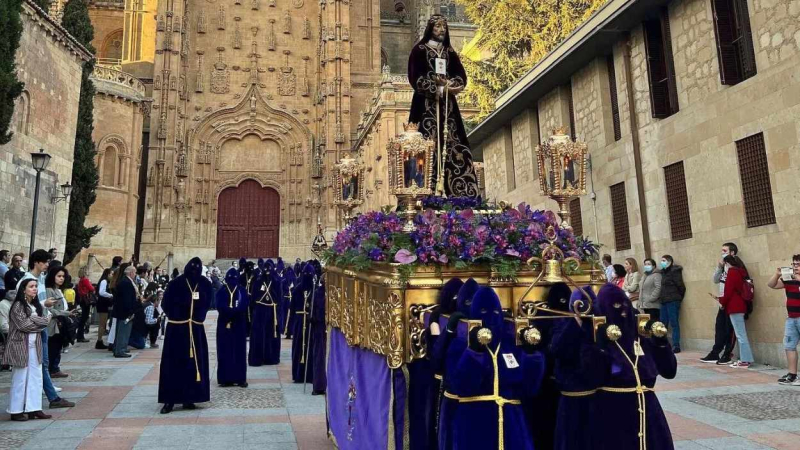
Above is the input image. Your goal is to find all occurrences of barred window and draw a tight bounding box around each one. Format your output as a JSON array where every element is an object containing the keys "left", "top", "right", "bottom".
[
  {"left": 663, "top": 162, "right": 693, "bottom": 240},
  {"left": 643, "top": 8, "right": 679, "bottom": 118},
  {"left": 735, "top": 133, "right": 776, "bottom": 227},
  {"left": 610, "top": 182, "right": 631, "bottom": 250},
  {"left": 570, "top": 198, "right": 584, "bottom": 237}
]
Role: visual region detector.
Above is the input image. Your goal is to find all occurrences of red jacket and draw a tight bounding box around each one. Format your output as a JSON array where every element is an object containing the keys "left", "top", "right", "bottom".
[
  {"left": 76, "top": 276, "right": 95, "bottom": 298},
  {"left": 719, "top": 267, "right": 747, "bottom": 315}
]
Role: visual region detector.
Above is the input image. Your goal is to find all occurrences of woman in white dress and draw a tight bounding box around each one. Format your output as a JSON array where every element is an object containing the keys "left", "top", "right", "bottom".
[{"left": 3, "top": 278, "right": 52, "bottom": 421}]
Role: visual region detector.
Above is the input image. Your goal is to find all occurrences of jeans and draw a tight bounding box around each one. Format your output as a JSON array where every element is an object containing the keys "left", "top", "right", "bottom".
[
  {"left": 129, "top": 329, "right": 146, "bottom": 350},
  {"left": 729, "top": 313, "right": 754, "bottom": 363},
  {"left": 710, "top": 308, "right": 736, "bottom": 359},
  {"left": 660, "top": 301, "right": 681, "bottom": 348},
  {"left": 113, "top": 319, "right": 133, "bottom": 356},
  {"left": 40, "top": 330, "right": 59, "bottom": 402}
]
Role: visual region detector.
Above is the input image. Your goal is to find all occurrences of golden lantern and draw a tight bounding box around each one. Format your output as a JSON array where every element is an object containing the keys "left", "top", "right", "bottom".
[
  {"left": 535, "top": 127, "right": 588, "bottom": 229},
  {"left": 333, "top": 153, "right": 365, "bottom": 223},
  {"left": 387, "top": 123, "right": 435, "bottom": 232}
]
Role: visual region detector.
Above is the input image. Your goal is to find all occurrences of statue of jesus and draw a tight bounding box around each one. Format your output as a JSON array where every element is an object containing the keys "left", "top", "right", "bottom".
[{"left": 407, "top": 14, "right": 478, "bottom": 198}]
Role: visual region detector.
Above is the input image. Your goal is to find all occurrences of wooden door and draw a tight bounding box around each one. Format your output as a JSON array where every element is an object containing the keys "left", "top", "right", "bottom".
[{"left": 216, "top": 180, "right": 280, "bottom": 258}]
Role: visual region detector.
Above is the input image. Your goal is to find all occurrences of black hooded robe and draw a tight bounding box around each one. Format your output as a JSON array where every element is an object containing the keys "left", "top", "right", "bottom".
[
  {"left": 408, "top": 32, "right": 478, "bottom": 198},
  {"left": 216, "top": 271, "right": 249, "bottom": 386},
  {"left": 158, "top": 258, "right": 212, "bottom": 405}
]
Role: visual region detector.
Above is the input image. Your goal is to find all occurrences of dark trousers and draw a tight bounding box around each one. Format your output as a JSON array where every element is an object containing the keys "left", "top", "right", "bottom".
[
  {"left": 710, "top": 308, "right": 736, "bottom": 359},
  {"left": 48, "top": 334, "right": 62, "bottom": 373},
  {"left": 77, "top": 304, "right": 91, "bottom": 341},
  {"left": 114, "top": 319, "right": 133, "bottom": 356},
  {"left": 643, "top": 308, "right": 661, "bottom": 321},
  {"left": 147, "top": 324, "right": 160, "bottom": 346}
]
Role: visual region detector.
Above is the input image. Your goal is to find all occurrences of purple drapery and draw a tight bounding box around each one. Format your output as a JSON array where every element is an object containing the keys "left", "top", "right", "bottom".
[{"left": 327, "top": 328, "right": 394, "bottom": 449}]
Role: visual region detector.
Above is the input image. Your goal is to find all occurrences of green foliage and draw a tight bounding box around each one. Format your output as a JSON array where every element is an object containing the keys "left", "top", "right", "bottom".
[
  {"left": 0, "top": 0, "right": 25, "bottom": 145},
  {"left": 456, "top": 0, "right": 607, "bottom": 122},
  {"left": 61, "top": 0, "right": 99, "bottom": 265}
]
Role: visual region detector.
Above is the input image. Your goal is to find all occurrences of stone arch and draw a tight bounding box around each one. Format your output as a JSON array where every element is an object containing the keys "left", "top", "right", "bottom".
[
  {"left": 97, "top": 134, "right": 129, "bottom": 188},
  {"left": 100, "top": 29, "right": 124, "bottom": 63},
  {"left": 14, "top": 90, "right": 30, "bottom": 135},
  {"left": 381, "top": 47, "right": 389, "bottom": 71}
]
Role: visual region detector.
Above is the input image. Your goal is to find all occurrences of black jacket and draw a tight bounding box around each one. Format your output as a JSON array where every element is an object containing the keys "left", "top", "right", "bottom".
[
  {"left": 112, "top": 276, "right": 139, "bottom": 320},
  {"left": 659, "top": 265, "right": 686, "bottom": 304}
]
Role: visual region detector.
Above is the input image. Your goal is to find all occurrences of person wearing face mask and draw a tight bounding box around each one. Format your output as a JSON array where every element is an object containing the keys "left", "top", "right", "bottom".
[
  {"left": 638, "top": 258, "right": 663, "bottom": 321},
  {"left": 658, "top": 255, "right": 685, "bottom": 353},
  {"left": 711, "top": 256, "right": 754, "bottom": 368},
  {"left": 587, "top": 284, "right": 677, "bottom": 450},
  {"left": 701, "top": 243, "right": 740, "bottom": 364},
  {"left": 446, "top": 287, "right": 546, "bottom": 450}
]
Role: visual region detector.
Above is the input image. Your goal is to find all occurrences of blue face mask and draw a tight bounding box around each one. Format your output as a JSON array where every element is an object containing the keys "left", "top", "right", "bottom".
[
  {"left": 660, "top": 261, "right": 669, "bottom": 269},
  {"left": 644, "top": 265, "right": 653, "bottom": 273}
]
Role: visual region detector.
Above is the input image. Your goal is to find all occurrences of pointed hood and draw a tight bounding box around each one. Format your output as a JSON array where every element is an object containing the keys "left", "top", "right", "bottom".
[
  {"left": 570, "top": 285, "right": 597, "bottom": 313},
  {"left": 277, "top": 258, "right": 285, "bottom": 273},
  {"left": 257, "top": 258, "right": 265, "bottom": 270},
  {"left": 596, "top": 283, "right": 636, "bottom": 345},
  {"left": 438, "top": 278, "right": 464, "bottom": 314},
  {"left": 184, "top": 257, "right": 204, "bottom": 282},
  {"left": 456, "top": 278, "right": 480, "bottom": 316},
  {"left": 224, "top": 267, "right": 240, "bottom": 287},
  {"left": 546, "top": 283, "right": 574, "bottom": 312},
  {"left": 470, "top": 287, "right": 504, "bottom": 347}
]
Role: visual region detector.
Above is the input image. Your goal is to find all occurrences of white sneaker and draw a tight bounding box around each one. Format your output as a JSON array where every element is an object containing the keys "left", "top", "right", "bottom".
[
  {"left": 793, "top": 378, "right": 800, "bottom": 386},
  {"left": 54, "top": 386, "right": 63, "bottom": 392}
]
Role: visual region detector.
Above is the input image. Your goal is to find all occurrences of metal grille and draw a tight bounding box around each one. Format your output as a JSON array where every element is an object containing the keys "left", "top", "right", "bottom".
[
  {"left": 607, "top": 54, "right": 621, "bottom": 141},
  {"left": 735, "top": 133, "right": 776, "bottom": 228},
  {"left": 570, "top": 198, "right": 584, "bottom": 237},
  {"left": 663, "top": 161, "right": 692, "bottom": 240},
  {"left": 610, "top": 182, "right": 631, "bottom": 250}
]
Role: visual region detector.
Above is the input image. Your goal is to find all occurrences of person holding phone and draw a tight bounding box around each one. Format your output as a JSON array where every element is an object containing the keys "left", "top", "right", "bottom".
[
  {"left": 767, "top": 254, "right": 800, "bottom": 385},
  {"left": 710, "top": 256, "right": 754, "bottom": 368}
]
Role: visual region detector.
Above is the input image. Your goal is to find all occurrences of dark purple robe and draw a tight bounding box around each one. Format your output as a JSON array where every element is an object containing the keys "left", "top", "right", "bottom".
[
  {"left": 310, "top": 280, "right": 327, "bottom": 393},
  {"left": 216, "top": 270, "right": 249, "bottom": 385},
  {"left": 248, "top": 271, "right": 281, "bottom": 366},
  {"left": 290, "top": 270, "right": 315, "bottom": 383},
  {"left": 158, "top": 258, "right": 212, "bottom": 405}
]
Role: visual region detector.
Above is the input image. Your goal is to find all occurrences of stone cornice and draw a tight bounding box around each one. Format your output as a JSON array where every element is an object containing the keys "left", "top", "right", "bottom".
[
  {"left": 23, "top": 0, "right": 94, "bottom": 64},
  {"left": 91, "top": 65, "right": 148, "bottom": 103}
]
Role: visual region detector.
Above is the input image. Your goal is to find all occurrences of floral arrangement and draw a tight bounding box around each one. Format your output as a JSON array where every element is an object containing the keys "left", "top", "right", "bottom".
[{"left": 323, "top": 199, "right": 598, "bottom": 279}]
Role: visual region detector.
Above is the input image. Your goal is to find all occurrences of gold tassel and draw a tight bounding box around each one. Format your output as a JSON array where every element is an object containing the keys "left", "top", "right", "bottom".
[
  {"left": 226, "top": 322, "right": 231, "bottom": 329},
  {"left": 196, "top": 371, "right": 201, "bottom": 382},
  {"left": 189, "top": 347, "right": 194, "bottom": 358}
]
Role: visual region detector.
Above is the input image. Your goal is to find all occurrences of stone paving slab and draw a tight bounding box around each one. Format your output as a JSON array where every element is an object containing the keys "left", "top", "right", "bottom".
[{"left": 2, "top": 314, "right": 800, "bottom": 449}]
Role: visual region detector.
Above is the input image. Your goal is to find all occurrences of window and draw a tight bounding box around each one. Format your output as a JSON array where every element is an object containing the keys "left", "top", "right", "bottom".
[
  {"left": 711, "top": 0, "right": 757, "bottom": 85},
  {"left": 663, "top": 161, "right": 692, "bottom": 240},
  {"left": 570, "top": 198, "right": 584, "bottom": 237},
  {"left": 735, "top": 133, "right": 775, "bottom": 227},
  {"left": 504, "top": 126, "right": 516, "bottom": 191},
  {"left": 102, "top": 146, "right": 117, "bottom": 186},
  {"left": 643, "top": 8, "right": 679, "bottom": 118},
  {"left": 566, "top": 82, "right": 576, "bottom": 140},
  {"left": 606, "top": 55, "right": 621, "bottom": 141},
  {"left": 610, "top": 182, "right": 631, "bottom": 250}
]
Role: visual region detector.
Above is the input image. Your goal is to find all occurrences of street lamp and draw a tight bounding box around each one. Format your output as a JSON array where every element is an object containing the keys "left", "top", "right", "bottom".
[
  {"left": 535, "top": 128, "right": 588, "bottom": 229},
  {"left": 52, "top": 182, "right": 72, "bottom": 204},
  {"left": 29, "top": 149, "right": 52, "bottom": 256}
]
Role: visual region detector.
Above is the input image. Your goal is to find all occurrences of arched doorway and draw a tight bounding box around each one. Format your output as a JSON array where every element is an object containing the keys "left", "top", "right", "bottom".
[{"left": 216, "top": 180, "right": 280, "bottom": 258}]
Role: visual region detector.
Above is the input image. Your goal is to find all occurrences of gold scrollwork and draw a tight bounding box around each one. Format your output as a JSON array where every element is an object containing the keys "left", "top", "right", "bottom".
[
  {"left": 407, "top": 304, "right": 427, "bottom": 360},
  {"left": 387, "top": 292, "right": 404, "bottom": 369}
]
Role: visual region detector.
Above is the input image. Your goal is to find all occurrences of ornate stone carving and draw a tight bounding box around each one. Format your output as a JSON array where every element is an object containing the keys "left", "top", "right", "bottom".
[
  {"left": 179, "top": 75, "right": 187, "bottom": 99},
  {"left": 154, "top": 75, "right": 162, "bottom": 90},
  {"left": 157, "top": 15, "right": 165, "bottom": 31},
  {"left": 158, "top": 110, "right": 167, "bottom": 139},
  {"left": 147, "top": 166, "right": 155, "bottom": 186},
  {"left": 170, "top": 75, "right": 177, "bottom": 90},
  {"left": 278, "top": 68, "right": 296, "bottom": 96},
  {"left": 195, "top": 53, "right": 205, "bottom": 92},
  {"left": 217, "top": 5, "right": 226, "bottom": 30},
  {"left": 292, "top": 0, "right": 303, "bottom": 7},
  {"left": 268, "top": 0, "right": 275, "bottom": 7},
  {"left": 301, "top": 56, "right": 310, "bottom": 97},
  {"left": 251, "top": 0, "right": 259, "bottom": 10},
  {"left": 326, "top": 26, "right": 335, "bottom": 41},
  {"left": 335, "top": 119, "right": 345, "bottom": 143},
  {"left": 211, "top": 52, "right": 230, "bottom": 94},
  {"left": 267, "top": 19, "right": 276, "bottom": 51},
  {"left": 163, "top": 165, "right": 172, "bottom": 186},
  {"left": 176, "top": 150, "right": 189, "bottom": 178},
  {"left": 282, "top": 10, "right": 291, "bottom": 34},
  {"left": 302, "top": 18, "right": 311, "bottom": 40},
  {"left": 342, "top": 26, "right": 349, "bottom": 41},
  {"left": 197, "top": 9, "right": 207, "bottom": 33},
  {"left": 233, "top": 18, "right": 242, "bottom": 49},
  {"left": 174, "top": 16, "right": 181, "bottom": 33},
  {"left": 164, "top": 20, "right": 173, "bottom": 50}
]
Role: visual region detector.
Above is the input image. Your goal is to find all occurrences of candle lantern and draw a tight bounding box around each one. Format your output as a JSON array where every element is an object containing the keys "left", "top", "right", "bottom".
[
  {"left": 387, "top": 123, "right": 435, "bottom": 232},
  {"left": 535, "top": 127, "right": 588, "bottom": 229},
  {"left": 333, "top": 154, "right": 365, "bottom": 223}
]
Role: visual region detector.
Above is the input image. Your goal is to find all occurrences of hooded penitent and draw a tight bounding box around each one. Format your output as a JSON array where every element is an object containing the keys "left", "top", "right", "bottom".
[
  {"left": 248, "top": 265, "right": 281, "bottom": 367},
  {"left": 546, "top": 283, "right": 574, "bottom": 313},
  {"left": 290, "top": 263, "right": 318, "bottom": 383},
  {"left": 588, "top": 283, "right": 678, "bottom": 450},
  {"left": 407, "top": 14, "right": 478, "bottom": 198},
  {"left": 158, "top": 257, "right": 212, "bottom": 405},
  {"left": 216, "top": 267, "right": 249, "bottom": 385},
  {"left": 447, "top": 287, "right": 545, "bottom": 450},
  {"left": 456, "top": 278, "right": 479, "bottom": 317},
  {"left": 280, "top": 268, "right": 296, "bottom": 336},
  {"left": 276, "top": 258, "right": 285, "bottom": 275}
]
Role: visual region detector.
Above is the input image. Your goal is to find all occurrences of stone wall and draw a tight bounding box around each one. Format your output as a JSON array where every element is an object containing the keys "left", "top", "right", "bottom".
[
  {"left": 478, "top": 0, "right": 800, "bottom": 367},
  {"left": 0, "top": 2, "right": 91, "bottom": 258}
]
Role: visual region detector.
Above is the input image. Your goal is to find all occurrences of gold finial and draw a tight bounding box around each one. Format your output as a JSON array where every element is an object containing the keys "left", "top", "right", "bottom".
[
  {"left": 477, "top": 328, "right": 493, "bottom": 346},
  {"left": 523, "top": 327, "right": 541, "bottom": 346},
  {"left": 553, "top": 126, "right": 568, "bottom": 136},
  {"left": 606, "top": 324, "right": 622, "bottom": 342},
  {"left": 651, "top": 321, "right": 668, "bottom": 338},
  {"left": 404, "top": 122, "right": 419, "bottom": 132}
]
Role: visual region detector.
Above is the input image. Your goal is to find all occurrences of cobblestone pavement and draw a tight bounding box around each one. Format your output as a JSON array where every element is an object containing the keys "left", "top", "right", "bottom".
[{"left": 1, "top": 314, "right": 799, "bottom": 449}]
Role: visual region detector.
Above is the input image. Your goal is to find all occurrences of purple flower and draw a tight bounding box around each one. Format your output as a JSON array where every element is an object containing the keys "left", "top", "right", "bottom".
[{"left": 394, "top": 249, "right": 417, "bottom": 264}]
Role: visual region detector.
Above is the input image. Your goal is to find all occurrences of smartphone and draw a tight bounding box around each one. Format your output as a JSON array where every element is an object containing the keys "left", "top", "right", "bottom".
[{"left": 781, "top": 267, "right": 794, "bottom": 281}]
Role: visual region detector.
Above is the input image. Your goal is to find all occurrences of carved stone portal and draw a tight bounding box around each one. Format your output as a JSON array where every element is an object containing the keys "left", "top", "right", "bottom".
[{"left": 279, "top": 67, "right": 296, "bottom": 96}]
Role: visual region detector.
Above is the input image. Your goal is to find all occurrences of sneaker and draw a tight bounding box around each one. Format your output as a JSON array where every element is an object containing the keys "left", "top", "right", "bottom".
[
  {"left": 778, "top": 373, "right": 798, "bottom": 385},
  {"left": 700, "top": 354, "right": 718, "bottom": 363},
  {"left": 50, "top": 372, "right": 69, "bottom": 378},
  {"left": 716, "top": 356, "right": 732, "bottom": 365},
  {"left": 54, "top": 386, "right": 62, "bottom": 392},
  {"left": 730, "top": 360, "right": 752, "bottom": 369},
  {"left": 49, "top": 398, "right": 75, "bottom": 408}
]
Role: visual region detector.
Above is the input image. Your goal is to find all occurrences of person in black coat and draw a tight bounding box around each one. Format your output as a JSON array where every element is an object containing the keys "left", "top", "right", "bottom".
[
  {"left": 659, "top": 255, "right": 685, "bottom": 352},
  {"left": 112, "top": 266, "right": 139, "bottom": 358}
]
